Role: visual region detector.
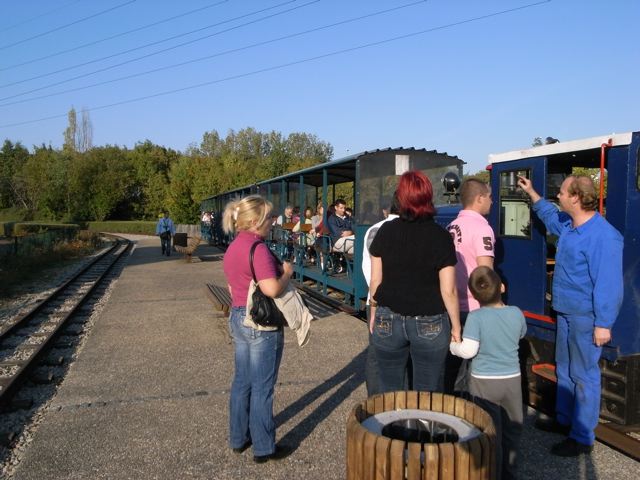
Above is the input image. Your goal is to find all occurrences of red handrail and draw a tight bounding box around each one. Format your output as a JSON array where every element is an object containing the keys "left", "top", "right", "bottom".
[{"left": 600, "top": 139, "right": 612, "bottom": 214}]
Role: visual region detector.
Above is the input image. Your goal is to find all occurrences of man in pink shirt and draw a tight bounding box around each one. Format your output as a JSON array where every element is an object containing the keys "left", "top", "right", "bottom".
[{"left": 445, "top": 178, "right": 495, "bottom": 392}]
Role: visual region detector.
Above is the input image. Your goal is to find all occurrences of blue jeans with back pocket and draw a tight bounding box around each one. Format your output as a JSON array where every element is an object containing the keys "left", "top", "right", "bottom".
[
  {"left": 228, "top": 307, "right": 284, "bottom": 456},
  {"left": 371, "top": 306, "right": 450, "bottom": 393}
]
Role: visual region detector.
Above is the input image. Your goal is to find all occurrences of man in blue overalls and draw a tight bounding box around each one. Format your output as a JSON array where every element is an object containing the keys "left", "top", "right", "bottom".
[
  {"left": 518, "top": 175, "right": 623, "bottom": 457},
  {"left": 156, "top": 211, "right": 176, "bottom": 256}
]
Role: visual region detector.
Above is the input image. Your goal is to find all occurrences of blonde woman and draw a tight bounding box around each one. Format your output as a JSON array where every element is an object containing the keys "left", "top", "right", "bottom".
[{"left": 222, "top": 195, "right": 293, "bottom": 463}]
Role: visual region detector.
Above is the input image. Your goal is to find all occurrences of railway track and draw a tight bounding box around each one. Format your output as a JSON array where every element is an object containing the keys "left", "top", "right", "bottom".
[
  {"left": 0, "top": 235, "right": 132, "bottom": 411},
  {"left": 595, "top": 422, "right": 640, "bottom": 462}
]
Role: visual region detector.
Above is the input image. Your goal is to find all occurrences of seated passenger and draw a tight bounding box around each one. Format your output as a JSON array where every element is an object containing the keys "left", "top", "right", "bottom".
[
  {"left": 327, "top": 198, "right": 354, "bottom": 255},
  {"left": 311, "top": 203, "right": 324, "bottom": 234},
  {"left": 276, "top": 205, "right": 295, "bottom": 226},
  {"left": 293, "top": 207, "right": 315, "bottom": 245}
]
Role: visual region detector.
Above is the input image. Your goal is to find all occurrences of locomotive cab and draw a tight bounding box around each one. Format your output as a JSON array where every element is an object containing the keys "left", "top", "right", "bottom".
[{"left": 488, "top": 132, "right": 640, "bottom": 425}]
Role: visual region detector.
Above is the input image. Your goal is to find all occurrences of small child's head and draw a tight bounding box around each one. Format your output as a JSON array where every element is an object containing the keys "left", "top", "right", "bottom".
[{"left": 468, "top": 266, "right": 504, "bottom": 306}]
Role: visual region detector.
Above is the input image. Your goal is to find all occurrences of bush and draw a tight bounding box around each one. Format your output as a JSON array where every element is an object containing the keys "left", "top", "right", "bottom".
[
  {"left": 0, "top": 230, "right": 104, "bottom": 296},
  {"left": 13, "top": 222, "right": 79, "bottom": 237},
  {"left": 87, "top": 221, "right": 157, "bottom": 235},
  {"left": 0, "top": 206, "right": 28, "bottom": 222}
]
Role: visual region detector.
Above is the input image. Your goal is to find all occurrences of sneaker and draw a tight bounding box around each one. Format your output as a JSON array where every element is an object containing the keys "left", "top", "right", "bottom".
[
  {"left": 253, "top": 445, "right": 292, "bottom": 464},
  {"left": 232, "top": 440, "right": 252, "bottom": 454},
  {"left": 534, "top": 418, "right": 571, "bottom": 435},
  {"left": 550, "top": 438, "right": 593, "bottom": 457}
]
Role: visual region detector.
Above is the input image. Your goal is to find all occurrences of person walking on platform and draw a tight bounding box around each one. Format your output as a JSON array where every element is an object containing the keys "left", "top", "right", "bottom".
[
  {"left": 445, "top": 178, "right": 495, "bottom": 393},
  {"left": 517, "top": 175, "right": 624, "bottom": 457},
  {"left": 155, "top": 211, "right": 175, "bottom": 256},
  {"left": 368, "top": 171, "right": 461, "bottom": 393},
  {"left": 222, "top": 195, "right": 293, "bottom": 463}
]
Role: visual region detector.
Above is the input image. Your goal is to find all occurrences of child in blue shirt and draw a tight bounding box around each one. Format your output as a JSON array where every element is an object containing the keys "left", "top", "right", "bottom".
[{"left": 450, "top": 266, "right": 527, "bottom": 480}]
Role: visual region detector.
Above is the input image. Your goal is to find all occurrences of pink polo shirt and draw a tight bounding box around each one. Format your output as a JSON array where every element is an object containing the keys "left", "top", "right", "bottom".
[
  {"left": 223, "top": 231, "right": 280, "bottom": 307},
  {"left": 447, "top": 210, "right": 495, "bottom": 312}
]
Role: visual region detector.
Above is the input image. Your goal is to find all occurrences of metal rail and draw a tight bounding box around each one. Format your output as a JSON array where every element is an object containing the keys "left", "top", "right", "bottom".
[
  {"left": 595, "top": 423, "right": 640, "bottom": 462},
  {"left": 0, "top": 235, "right": 132, "bottom": 409}
]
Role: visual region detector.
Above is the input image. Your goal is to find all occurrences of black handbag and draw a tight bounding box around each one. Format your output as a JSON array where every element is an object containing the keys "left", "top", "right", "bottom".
[{"left": 249, "top": 241, "right": 285, "bottom": 328}]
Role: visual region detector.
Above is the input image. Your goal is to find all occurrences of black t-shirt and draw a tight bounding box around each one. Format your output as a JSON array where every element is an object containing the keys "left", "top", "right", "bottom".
[{"left": 369, "top": 217, "right": 456, "bottom": 316}]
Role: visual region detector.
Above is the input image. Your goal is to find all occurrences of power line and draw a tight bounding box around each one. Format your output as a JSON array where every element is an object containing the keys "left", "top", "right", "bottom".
[
  {"left": 0, "top": 0, "right": 84, "bottom": 34},
  {"left": 0, "top": 1, "right": 552, "bottom": 129},
  {"left": 0, "top": 0, "right": 138, "bottom": 51},
  {"left": 0, "top": 0, "right": 427, "bottom": 108},
  {"left": 0, "top": 0, "right": 300, "bottom": 90},
  {"left": 0, "top": 1, "right": 230, "bottom": 72}
]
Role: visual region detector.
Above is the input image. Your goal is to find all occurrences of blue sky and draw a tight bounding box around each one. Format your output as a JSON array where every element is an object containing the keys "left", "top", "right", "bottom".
[{"left": 1, "top": 0, "right": 638, "bottom": 174}]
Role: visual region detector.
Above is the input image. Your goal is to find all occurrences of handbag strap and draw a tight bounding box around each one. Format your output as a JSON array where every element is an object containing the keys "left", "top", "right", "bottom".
[
  {"left": 249, "top": 240, "right": 282, "bottom": 283},
  {"left": 249, "top": 241, "right": 260, "bottom": 283}
]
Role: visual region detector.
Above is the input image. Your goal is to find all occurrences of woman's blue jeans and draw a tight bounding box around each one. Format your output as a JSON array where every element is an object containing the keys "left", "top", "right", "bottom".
[
  {"left": 371, "top": 306, "right": 450, "bottom": 393},
  {"left": 228, "top": 307, "right": 284, "bottom": 456}
]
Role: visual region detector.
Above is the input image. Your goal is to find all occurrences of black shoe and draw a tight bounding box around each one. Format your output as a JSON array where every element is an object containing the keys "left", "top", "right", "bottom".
[
  {"left": 534, "top": 418, "right": 571, "bottom": 435},
  {"left": 550, "top": 438, "right": 593, "bottom": 457},
  {"left": 253, "top": 445, "right": 292, "bottom": 464},
  {"left": 232, "top": 440, "right": 252, "bottom": 454}
]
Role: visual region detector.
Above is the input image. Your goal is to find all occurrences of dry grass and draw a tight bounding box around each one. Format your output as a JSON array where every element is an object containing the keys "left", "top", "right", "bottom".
[{"left": 0, "top": 231, "right": 104, "bottom": 297}]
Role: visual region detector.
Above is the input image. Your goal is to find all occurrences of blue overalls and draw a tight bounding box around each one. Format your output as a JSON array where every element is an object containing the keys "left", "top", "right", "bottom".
[{"left": 533, "top": 199, "right": 623, "bottom": 445}]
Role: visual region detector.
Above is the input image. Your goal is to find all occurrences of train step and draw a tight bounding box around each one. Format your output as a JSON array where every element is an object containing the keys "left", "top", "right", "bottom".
[{"left": 532, "top": 363, "right": 557, "bottom": 383}]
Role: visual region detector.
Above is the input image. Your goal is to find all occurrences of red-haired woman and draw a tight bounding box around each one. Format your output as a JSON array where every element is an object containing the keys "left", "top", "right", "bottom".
[{"left": 368, "top": 171, "right": 461, "bottom": 392}]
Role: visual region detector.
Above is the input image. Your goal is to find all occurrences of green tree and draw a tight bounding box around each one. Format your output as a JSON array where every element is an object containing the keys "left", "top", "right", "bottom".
[
  {"left": 17, "top": 145, "right": 67, "bottom": 219},
  {"left": 66, "top": 146, "right": 134, "bottom": 221},
  {"left": 0, "top": 140, "right": 30, "bottom": 209},
  {"left": 167, "top": 155, "right": 198, "bottom": 223},
  {"left": 63, "top": 107, "right": 93, "bottom": 153},
  {"left": 127, "top": 140, "right": 178, "bottom": 219},
  {"left": 63, "top": 108, "right": 78, "bottom": 153},
  {"left": 463, "top": 170, "right": 490, "bottom": 183}
]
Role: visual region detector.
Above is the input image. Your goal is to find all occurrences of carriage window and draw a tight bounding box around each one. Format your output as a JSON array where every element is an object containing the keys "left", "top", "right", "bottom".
[{"left": 499, "top": 170, "right": 531, "bottom": 238}]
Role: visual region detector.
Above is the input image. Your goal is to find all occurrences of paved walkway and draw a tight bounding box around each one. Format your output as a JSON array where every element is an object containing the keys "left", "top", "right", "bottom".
[
  {"left": 11, "top": 236, "right": 368, "bottom": 480},
  {"left": 9, "top": 236, "right": 638, "bottom": 479}
]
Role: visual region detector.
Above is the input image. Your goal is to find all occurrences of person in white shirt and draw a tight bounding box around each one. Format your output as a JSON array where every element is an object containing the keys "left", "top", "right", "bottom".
[{"left": 361, "top": 196, "right": 399, "bottom": 395}]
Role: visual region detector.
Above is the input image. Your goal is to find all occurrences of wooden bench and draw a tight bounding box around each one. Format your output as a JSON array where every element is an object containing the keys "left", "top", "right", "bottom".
[
  {"left": 174, "top": 235, "right": 202, "bottom": 262},
  {"left": 205, "top": 283, "right": 231, "bottom": 314}
]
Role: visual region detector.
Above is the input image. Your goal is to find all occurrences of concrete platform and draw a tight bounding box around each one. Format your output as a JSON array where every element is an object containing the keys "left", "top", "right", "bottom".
[{"left": 9, "top": 236, "right": 638, "bottom": 479}]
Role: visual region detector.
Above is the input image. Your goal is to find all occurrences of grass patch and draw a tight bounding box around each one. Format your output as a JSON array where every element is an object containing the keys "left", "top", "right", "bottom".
[
  {"left": 87, "top": 221, "right": 156, "bottom": 235},
  {"left": 0, "top": 231, "right": 104, "bottom": 298}
]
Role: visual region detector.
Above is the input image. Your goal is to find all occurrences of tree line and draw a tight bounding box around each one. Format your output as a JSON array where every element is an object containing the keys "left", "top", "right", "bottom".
[{"left": 0, "top": 126, "right": 333, "bottom": 225}]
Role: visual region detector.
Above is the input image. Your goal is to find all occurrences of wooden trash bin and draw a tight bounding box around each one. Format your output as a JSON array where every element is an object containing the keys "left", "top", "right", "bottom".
[{"left": 346, "top": 391, "right": 496, "bottom": 480}]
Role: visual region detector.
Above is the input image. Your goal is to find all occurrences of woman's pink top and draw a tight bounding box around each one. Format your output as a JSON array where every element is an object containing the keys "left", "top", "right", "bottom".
[{"left": 223, "top": 231, "right": 280, "bottom": 307}]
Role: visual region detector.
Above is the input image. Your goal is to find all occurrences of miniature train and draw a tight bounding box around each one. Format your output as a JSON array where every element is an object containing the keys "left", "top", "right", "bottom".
[{"left": 201, "top": 132, "right": 640, "bottom": 426}]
